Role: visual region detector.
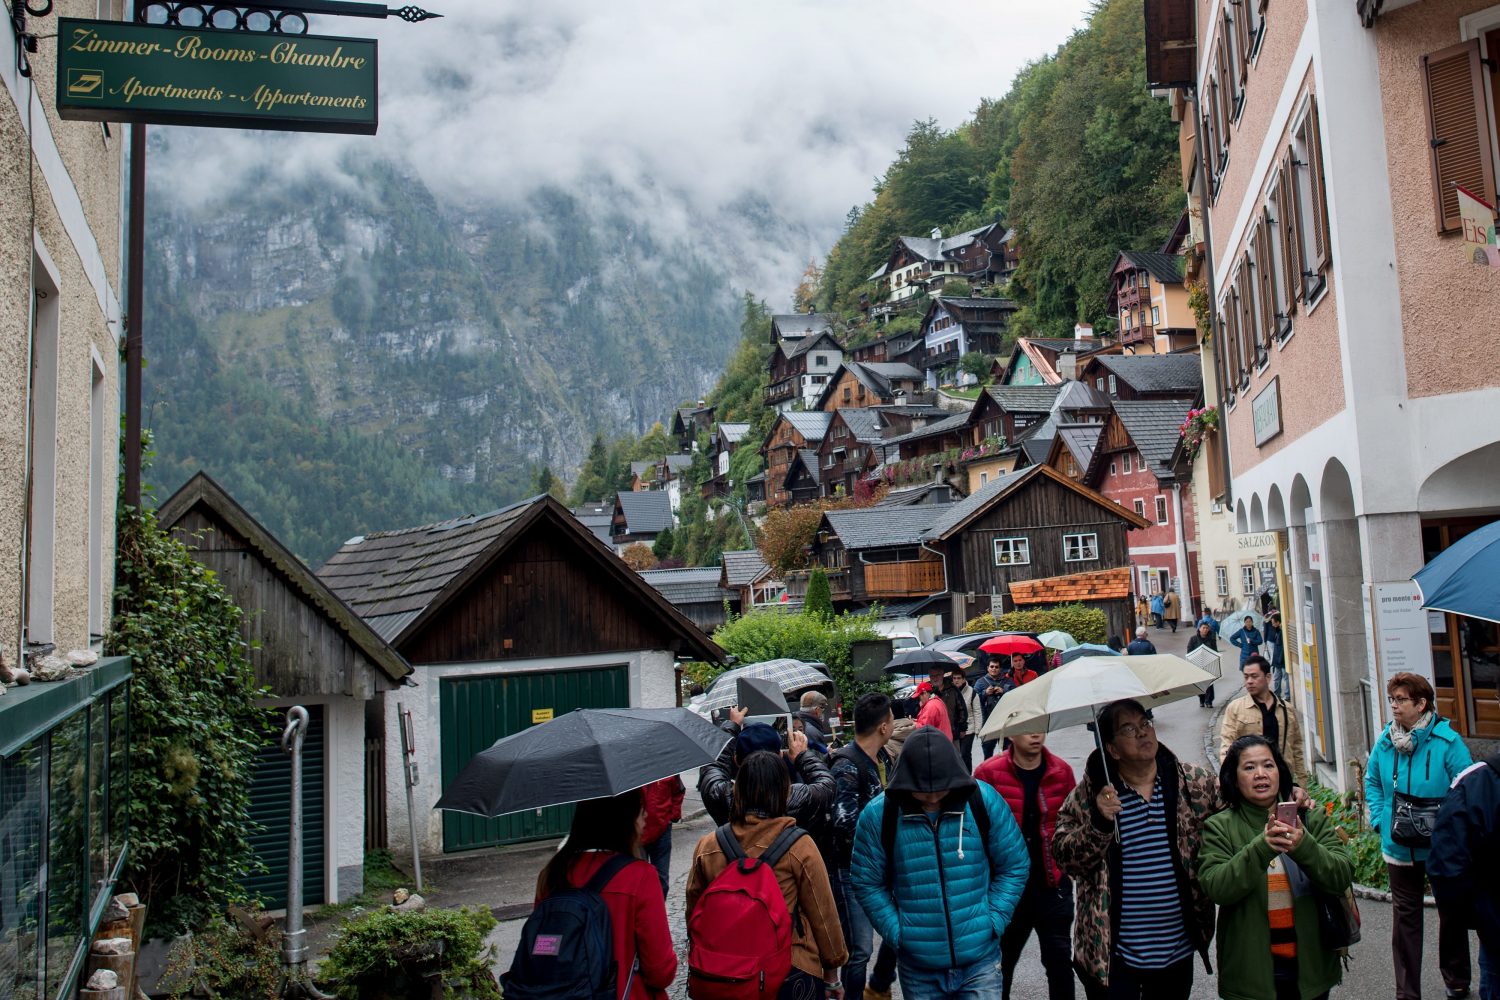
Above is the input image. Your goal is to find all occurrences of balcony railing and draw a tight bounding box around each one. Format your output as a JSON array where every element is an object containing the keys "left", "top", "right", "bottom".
[
  {"left": 863, "top": 560, "right": 945, "bottom": 599},
  {"left": 784, "top": 568, "right": 852, "bottom": 600},
  {"left": 765, "top": 378, "right": 797, "bottom": 404},
  {"left": 923, "top": 346, "right": 961, "bottom": 370}
]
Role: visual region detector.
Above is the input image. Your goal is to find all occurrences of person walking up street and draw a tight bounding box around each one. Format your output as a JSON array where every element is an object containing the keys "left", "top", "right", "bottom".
[
  {"left": 1218, "top": 655, "right": 1310, "bottom": 798},
  {"left": 948, "top": 666, "right": 982, "bottom": 773},
  {"left": 1162, "top": 591, "right": 1181, "bottom": 634},
  {"left": 830, "top": 694, "right": 898, "bottom": 1000},
  {"left": 640, "top": 775, "right": 685, "bottom": 897},
  {"left": 1126, "top": 627, "right": 1157, "bottom": 656},
  {"left": 914, "top": 681, "right": 954, "bottom": 739},
  {"left": 1137, "top": 595, "right": 1150, "bottom": 629},
  {"left": 1053, "top": 699, "right": 1218, "bottom": 1000},
  {"left": 975, "top": 659, "right": 1010, "bottom": 760},
  {"left": 1150, "top": 593, "right": 1165, "bottom": 629},
  {"left": 1263, "top": 612, "right": 1289, "bottom": 702},
  {"left": 699, "top": 718, "right": 835, "bottom": 830},
  {"left": 849, "top": 726, "right": 1029, "bottom": 1000},
  {"left": 1229, "top": 617, "right": 1263, "bottom": 666},
  {"left": 1366, "top": 672, "right": 1475, "bottom": 1000},
  {"left": 687, "top": 751, "right": 849, "bottom": 1000},
  {"left": 939, "top": 670, "right": 970, "bottom": 747},
  {"left": 1198, "top": 736, "right": 1354, "bottom": 1000},
  {"left": 1198, "top": 609, "right": 1220, "bottom": 636},
  {"left": 976, "top": 731, "right": 1079, "bottom": 1000},
  {"left": 1429, "top": 687, "right": 1500, "bottom": 1000},
  {"left": 1187, "top": 621, "right": 1220, "bottom": 708}
]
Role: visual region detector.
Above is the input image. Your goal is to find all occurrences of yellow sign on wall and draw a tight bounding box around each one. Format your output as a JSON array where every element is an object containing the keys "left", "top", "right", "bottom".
[{"left": 531, "top": 708, "right": 554, "bottom": 724}]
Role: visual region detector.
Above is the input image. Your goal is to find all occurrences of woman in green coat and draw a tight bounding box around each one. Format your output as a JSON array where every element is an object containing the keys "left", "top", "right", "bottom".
[{"left": 1199, "top": 735, "right": 1354, "bottom": 1000}]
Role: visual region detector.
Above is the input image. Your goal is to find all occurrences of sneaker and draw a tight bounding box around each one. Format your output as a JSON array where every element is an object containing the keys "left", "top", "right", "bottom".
[{"left": 1446, "top": 988, "right": 1470, "bottom": 999}]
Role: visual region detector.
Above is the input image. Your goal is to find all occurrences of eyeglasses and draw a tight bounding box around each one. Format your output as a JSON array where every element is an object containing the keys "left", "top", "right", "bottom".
[
  {"left": 1388, "top": 695, "right": 1413, "bottom": 706},
  {"left": 1114, "top": 720, "right": 1155, "bottom": 740}
]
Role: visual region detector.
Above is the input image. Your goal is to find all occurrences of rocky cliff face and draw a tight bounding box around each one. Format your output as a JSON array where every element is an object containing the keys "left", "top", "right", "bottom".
[{"left": 144, "top": 158, "right": 741, "bottom": 562}]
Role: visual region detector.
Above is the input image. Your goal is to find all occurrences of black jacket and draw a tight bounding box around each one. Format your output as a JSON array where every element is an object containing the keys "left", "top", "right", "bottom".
[
  {"left": 939, "top": 683, "right": 969, "bottom": 737},
  {"left": 1429, "top": 754, "right": 1500, "bottom": 954},
  {"left": 697, "top": 722, "right": 836, "bottom": 828},
  {"left": 1186, "top": 632, "right": 1219, "bottom": 653},
  {"left": 794, "top": 710, "right": 830, "bottom": 752}
]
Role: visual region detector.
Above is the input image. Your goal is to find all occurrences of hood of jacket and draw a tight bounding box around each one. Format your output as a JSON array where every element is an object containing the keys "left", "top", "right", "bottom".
[{"left": 887, "top": 726, "right": 976, "bottom": 800}]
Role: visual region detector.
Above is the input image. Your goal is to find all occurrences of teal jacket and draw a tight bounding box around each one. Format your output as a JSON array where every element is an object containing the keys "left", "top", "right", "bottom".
[{"left": 1364, "top": 716, "right": 1472, "bottom": 863}]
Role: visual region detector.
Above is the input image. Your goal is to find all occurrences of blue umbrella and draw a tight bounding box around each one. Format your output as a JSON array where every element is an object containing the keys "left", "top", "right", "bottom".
[
  {"left": 1414, "top": 520, "right": 1500, "bottom": 624},
  {"left": 1058, "top": 643, "right": 1121, "bottom": 665}
]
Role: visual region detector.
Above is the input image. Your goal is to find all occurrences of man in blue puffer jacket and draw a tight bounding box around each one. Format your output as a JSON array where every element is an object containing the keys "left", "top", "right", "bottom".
[{"left": 849, "top": 726, "right": 1028, "bottom": 1000}]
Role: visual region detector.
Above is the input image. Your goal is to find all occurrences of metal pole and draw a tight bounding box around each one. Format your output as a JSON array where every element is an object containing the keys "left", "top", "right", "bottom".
[
  {"left": 398, "top": 702, "right": 423, "bottom": 890},
  {"left": 280, "top": 706, "right": 331, "bottom": 1000},
  {"left": 124, "top": 122, "right": 144, "bottom": 508}
]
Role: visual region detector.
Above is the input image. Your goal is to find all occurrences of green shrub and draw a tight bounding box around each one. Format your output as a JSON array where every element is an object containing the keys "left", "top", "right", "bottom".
[
  {"left": 961, "top": 604, "right": 1107, "bottom": 644},
  {"left": 107, "top": 504, "right": 270, "bottom": 935},
  {"left": 1307, "top": 783, "right": 1386, "bottom": 890},
  {"left": 711, "top": 608, "right": 887, "bottom": 704},
  {"left": 805, "top": 569, "right": 834, "bottom": 619},
  {"left": 164, "top": 908, "right": 283, "bottom": 1000},
  {"left": 320, "top": 905, "right": 500, "bottom": 1000}
]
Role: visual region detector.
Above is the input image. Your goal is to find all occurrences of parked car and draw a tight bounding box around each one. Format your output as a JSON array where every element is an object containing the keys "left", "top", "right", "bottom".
[{"left": 924, "top": 630, "right": 1048, "bottom": 680}]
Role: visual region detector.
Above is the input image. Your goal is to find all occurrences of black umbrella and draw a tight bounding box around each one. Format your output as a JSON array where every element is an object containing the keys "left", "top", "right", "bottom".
[
  {"left": 434, "top": 707, "right": 731, "bottom": 818},
  {"left": 883, "top": 647, "right": 956, "bottom": 674}
]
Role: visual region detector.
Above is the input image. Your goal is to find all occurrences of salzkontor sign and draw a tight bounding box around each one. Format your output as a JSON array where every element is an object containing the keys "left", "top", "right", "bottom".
[{"left": 56, "top": 18, "right": 377, "bottom": 134}]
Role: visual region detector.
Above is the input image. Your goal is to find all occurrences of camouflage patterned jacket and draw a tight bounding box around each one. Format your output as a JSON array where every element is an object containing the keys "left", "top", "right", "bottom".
[{"left": 1051, "top": 746, "right": 1219, "bottom": 986}]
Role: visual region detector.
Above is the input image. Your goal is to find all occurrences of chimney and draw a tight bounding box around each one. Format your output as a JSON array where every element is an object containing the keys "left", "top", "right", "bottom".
[
  {"left": 931, "top": 227, "right": 943, "bottom": 240},
  {"left": 1074, "top": 322, "right": 1094, "bottom": 341},
  {"left": 1056, "top": 350, "right": 1077, "bottom": 382}
]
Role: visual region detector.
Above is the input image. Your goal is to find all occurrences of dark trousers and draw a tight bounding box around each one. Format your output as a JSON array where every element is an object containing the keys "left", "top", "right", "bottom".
[
  {"left": 982, "top": 738, "right": 999, "bottom": 760},
  {"left": 870, "top": 941, "right": 896, "bottom": 993},
  {"left": 643, "top": 827, "right": 671, "bottom": 899},
  {"left": 1167, "top": 617, "right": 1177, "bottom": 633},
  {"left": 1080, "top": 955, "right": 1193, "bottom": 1000},
  {"left": 956, "top": 734, "right": 975, "bottom": 773},
  {"left": 779, "top": 968, "right": 826, "bottom": 1000},
  {"left": 1000, "top": 877, "right": 1074, "bottom": 1000},
  {"left": 1390, "top": 860, "right": 1472, "bottom": 999},
  {"left": 1197, "top": 684, "right": 1216, "bottom": 708}
]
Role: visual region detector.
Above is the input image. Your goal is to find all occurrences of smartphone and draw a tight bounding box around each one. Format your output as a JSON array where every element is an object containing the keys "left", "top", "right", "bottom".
[{"left": 1275, "top": 801, "right": 1300, "bottom": 827}]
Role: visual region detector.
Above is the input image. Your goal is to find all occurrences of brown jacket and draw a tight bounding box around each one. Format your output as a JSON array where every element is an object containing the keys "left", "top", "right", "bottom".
[
  {"left": 1218, "top": 691, "right": 1310, "bottom": 787},
  {"left": 686, "top": 814, "right": 849, "bottom": 979}
]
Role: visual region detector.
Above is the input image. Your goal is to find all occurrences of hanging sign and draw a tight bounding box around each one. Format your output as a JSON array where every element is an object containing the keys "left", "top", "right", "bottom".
[
  {"left": 1458, "top": 185, "right": 1500, "bottom": 266},
  {"left": 56, "top": 18, "right": 378, "bottom": 134}
]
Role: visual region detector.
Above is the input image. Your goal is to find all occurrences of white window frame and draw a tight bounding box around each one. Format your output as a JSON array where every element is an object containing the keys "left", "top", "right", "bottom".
[
  {"left": 1063, "top": 533, "right": 1100, "bottom": 562},
  {"left": 979, "top": 472, "right": 989, "bottom": 486},
  {"left": 1151, "top": 305, "right": 1161, "bottom": 326},
  {"left": 994, "top": 536, "right": 1032, "bottom": 566},
  {"left": 1107, "top": 374, "right": 1118, "bottom": 396},
  {"left": 1241, "top": 565, "right": 1257, "bottom": 596},
  {"left": 1109, "top": 460, "right": 1118, "bottom": 476},
  {"left": 89, "top": 351, "right": 106, "bottom": 639},
  {"left": 1290, "top": 98, "right": 1329, "bottom": 310},
  {"left": 26, "top": 249, "right": 61, "bottom": 645},
  {"left": 1264, "top": 186, "right": 1293, "bottom": 345},
  {"left": 1216, "top": 565, "right": 1230, "bottom": 597},
  {"left": 1122, "top": 452, "right": 1132, "bottom": 473},
  {"left": 1155, "top": 496, "right": 1169, "bottom": 525},
  {"left": 1133, "top": 498, "right": 1146, "bottom": 518}
]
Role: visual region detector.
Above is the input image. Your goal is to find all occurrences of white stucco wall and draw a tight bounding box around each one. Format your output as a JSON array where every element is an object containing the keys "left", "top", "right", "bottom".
[
  {"left": 261, "top": 694, "right": 369, "bottom": 903},
  {"left": 384, "top": 649, "right": 678, "bottom": 857}
]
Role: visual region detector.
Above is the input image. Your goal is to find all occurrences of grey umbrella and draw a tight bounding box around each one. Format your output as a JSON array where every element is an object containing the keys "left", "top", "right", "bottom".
[{"left": 434, "top": 707, "right": 730, "bottom": 818}]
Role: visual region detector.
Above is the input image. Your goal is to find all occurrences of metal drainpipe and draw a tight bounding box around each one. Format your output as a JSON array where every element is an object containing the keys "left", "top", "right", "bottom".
[
  {"left": 919, "top": 539, "right": 953, "bottom": 630},
  {"left": 280, "top": 706, "right": 331, "bottom": 999},
  {"left": 1187, "top": 87, "right": 1234, "bottom": 509}
]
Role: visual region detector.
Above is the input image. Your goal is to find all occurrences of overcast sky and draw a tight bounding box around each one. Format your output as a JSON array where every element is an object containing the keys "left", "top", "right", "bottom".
[{"left": 161, "top": 1, "right": 1092, "bottom": 299}]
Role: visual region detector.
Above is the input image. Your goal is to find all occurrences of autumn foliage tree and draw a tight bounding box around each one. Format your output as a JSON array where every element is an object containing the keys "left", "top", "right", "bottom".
[
  {"left": 757, "top": 483, "right": 888, "bottom": 575},
  {"left": 621, "top": 542, "right": 659, "bottom": 571}
]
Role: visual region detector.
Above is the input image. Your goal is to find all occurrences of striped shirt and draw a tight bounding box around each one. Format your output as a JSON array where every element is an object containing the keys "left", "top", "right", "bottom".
[{"left": 1114, "top": 776, "right": 1193, "bottom": 969}]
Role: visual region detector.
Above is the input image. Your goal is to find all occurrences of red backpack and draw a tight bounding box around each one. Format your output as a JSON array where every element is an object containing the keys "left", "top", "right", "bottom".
[{"left": 687, "top": 824, "right": 806, "bottom": 1000}]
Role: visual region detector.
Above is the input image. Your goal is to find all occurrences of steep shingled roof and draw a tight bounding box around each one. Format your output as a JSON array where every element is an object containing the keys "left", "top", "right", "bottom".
[
  {"left": 780, "top": 410, "right": 835, "bottom": 443},
  {"left": 616, "top": 490, "right": 674, "bottom": 534},
  {"left": 1089, "top": 354, "right": 1202, "bottom": 396},
  {"left": 986, "top": 384, "right": 1063, "bottom": 414},
  {"left": 835, "top": 407, "right": 885, "bottom": 444},
  {"left": 638, "top": 567, "right": 734, "bottom": 607},
  {"left": 717, "top": 423, "right": 752, "bottom": 445},
  {"left": 921, "top": 463, "right": 1150, "bottom": 541},
  {"left": 885, "top": 408, "right": 972, "bottom": 446},
  {"left": 772, "top": 313, "right": 838, "bottom": 341},
  {"left": 823, "top": 502, "right": 956, "bottom": 551},
  {"left": 1120, "top": 251, "right": 1187, "bottom": 285},
  {"left": 1010, "top": 566, "right": 1132, "bottom": 605},
  {"left": 721, "top": 549, "right": 771, "bottom": 587},
  {"left": 1112, "top": 398, "right": 1194, "bottom": 478}
]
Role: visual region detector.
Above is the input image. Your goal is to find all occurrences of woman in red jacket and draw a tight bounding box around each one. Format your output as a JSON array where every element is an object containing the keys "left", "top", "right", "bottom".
[
  {"left": 640, "top": 776, "right": 685, "bottom": 897},
  {"left": 535, "top": 790, "right": 678, "bottom": 1000},
  {"left": 974, "top": 731, "right": 1078, "bottom": 1000}
]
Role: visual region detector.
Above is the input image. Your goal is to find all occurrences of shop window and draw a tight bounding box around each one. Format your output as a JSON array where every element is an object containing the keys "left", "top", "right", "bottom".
[
  {"left": 1064, "top": 533, "right": 1099, "bottom": 562},
  {"left": 994, "top": 537, "right": 1031, "bottom": 565}
]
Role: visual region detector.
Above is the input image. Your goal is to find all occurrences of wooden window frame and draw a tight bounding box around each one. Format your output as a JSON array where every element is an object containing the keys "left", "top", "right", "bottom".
[{"left": 1421, "top": 40, "right": 1497, "bottom": 233}]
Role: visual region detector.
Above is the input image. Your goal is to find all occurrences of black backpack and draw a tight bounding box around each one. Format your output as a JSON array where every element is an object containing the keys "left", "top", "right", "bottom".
[{"left": 502, "top": 854, "right": 635, "bottom": 1000}]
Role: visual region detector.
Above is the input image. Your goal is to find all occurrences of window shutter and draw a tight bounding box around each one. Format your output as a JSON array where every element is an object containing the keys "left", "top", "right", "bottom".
[
  {"left": 1217, "top": 309, "right": 1235, "bottom": 403},
  {"left": 1421, "top": 41, "right": 1496, "bottom": 233},
  {"left": 1238, "top": 266, "right": 1256, "bottom": 372},
  {"left": 1233, "top": 7, "right": 1252, "bottom": 88},
  {"left": 1279, "top": 154, "right": 1303, "bottom": 305},
  {"left": 1304, "top": 96, "right": 1332, "bottom": 273},
  {"left": 1255, "top": 221, "right": 1276, "bottom": 347}
]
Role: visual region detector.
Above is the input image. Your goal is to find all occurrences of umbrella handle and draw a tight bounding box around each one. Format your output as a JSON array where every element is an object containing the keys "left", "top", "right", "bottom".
[{"left": 1091, "top": 713, "right": 1122, "bottom": 845}]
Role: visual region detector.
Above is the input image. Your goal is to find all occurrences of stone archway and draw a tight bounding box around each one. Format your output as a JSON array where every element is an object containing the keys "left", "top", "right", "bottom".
[
  {"left": 1418, "top": 439, "right": 1500, "bottom": 517},
  {"left": 1313, "top": 458, "right": 1370, "bottom": 783},
  {"left": 1267, "top": 484, "right": 1287, "bottom": 531},
  {"left": 1250, "top": 493, "right": 1266, "bottom": 533}
]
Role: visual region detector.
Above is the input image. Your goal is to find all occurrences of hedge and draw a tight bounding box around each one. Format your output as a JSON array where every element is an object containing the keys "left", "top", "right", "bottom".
[{"left": 962, "top": 604, "right": 1108, "bottom": 644}]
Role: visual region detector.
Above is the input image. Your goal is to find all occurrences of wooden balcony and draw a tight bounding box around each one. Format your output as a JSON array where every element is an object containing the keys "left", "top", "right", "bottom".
[
  {"left": 765, "top": 378, "right": 797, "bottom": 405},
  {"left": 784, "top": 568, "right": 852, "bottom": 600},
  {"left": 863, "top": 560, "right": 945, "bottom": 599}
]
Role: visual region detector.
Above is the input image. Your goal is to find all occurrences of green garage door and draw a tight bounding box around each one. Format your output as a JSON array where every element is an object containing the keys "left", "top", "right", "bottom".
[
  {"left": 441, "top": 667, "right": 628, "bottom": 852},
  {"left": 245, "top": 706, "right": 325, "bottom": 909}
]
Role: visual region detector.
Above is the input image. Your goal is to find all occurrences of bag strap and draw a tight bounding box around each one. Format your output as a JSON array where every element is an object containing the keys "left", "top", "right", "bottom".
[
  {"left": 583, "top": 853, "right": 635, "bottom": 895},
  {"left": 881, "top": 796, "right": 900, "bottom": 885},
  {"left": 757, "top": 825, "right": 808, "bottom": 869},
  {"left": 715, "top": 824, "right": 745, "bottom": 864}
]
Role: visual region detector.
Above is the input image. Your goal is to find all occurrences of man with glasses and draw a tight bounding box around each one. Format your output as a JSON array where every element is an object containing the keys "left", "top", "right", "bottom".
[{"left": 1054, "top": 699, "right": 1218, "bottom": 1000}]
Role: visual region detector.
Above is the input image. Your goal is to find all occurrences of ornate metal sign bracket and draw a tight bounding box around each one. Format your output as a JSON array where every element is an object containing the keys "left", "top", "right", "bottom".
[{"left": 134, "top": 1, "right": 442, "bottom": 33}]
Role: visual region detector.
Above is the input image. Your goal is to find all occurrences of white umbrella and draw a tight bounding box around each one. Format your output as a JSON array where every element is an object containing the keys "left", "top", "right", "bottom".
[
  {"left": 1037, "top": 630, "right": 1078, "bottom": 651},
  {"left": 1184, "top": 643, "right": 1227, "bottom": 686},
  {"left": 979, "top": 654, "right": 1218, "bottom": 740}
]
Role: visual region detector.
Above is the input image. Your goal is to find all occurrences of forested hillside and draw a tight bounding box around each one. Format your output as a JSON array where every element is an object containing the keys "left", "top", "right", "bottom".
[{"left": 814, "top": 0, "right": 1183, "bottom": 336}]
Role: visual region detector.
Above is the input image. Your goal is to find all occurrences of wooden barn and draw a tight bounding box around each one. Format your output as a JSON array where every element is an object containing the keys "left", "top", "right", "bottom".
[
  {"left": 317, "top": 494, "right": 723, "bottom": 856},
  {"left": 158, "top": 473, "right": 413, "bottom": 908}
]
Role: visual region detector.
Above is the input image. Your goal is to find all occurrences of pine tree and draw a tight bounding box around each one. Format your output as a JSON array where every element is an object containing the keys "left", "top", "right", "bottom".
[{"left": 805, "top": 568, "right": 834, "bottom": 619}]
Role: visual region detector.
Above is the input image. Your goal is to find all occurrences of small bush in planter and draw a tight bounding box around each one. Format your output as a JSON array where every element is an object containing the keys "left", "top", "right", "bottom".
[
  {"left": 320, "top": 905, "right": 499, "bottom": 1000},
  {"left": 163, "top": 908, "right": 283, "bottom": 1000}
]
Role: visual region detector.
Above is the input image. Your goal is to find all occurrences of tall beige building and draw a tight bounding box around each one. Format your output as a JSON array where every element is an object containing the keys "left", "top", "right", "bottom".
[{"left": 2, "top": 0, "right": 126, "bottom": 668}]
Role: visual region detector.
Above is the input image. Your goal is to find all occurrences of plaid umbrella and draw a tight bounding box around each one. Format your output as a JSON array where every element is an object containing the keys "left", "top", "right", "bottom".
[{"left": 699, "top": 659, "right": 831, "bottom": 712}]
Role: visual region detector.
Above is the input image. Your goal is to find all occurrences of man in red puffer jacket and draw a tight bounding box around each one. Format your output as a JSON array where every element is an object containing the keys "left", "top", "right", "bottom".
[
  {"left": 640, "top": 775, "right": 684, "bottom": 897},
  {"left": 975, "top": 731, "right": 1078, "bottom": 1000}
]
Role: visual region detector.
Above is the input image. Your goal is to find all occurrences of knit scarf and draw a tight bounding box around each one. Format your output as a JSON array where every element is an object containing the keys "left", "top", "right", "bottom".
[{"left": 1389, "top": 711, "right": 1434, "bottom": 755}]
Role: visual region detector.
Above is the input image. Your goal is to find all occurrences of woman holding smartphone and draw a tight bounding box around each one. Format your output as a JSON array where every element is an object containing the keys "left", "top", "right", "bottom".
[{"left": 1198, "top": 736, "right": 1353, "bottom": 1000}]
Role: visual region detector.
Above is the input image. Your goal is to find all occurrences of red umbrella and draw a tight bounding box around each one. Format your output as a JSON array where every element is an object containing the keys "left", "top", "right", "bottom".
[{"left": 978, "top": 634, "right": 1044, "bottom": 656}]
